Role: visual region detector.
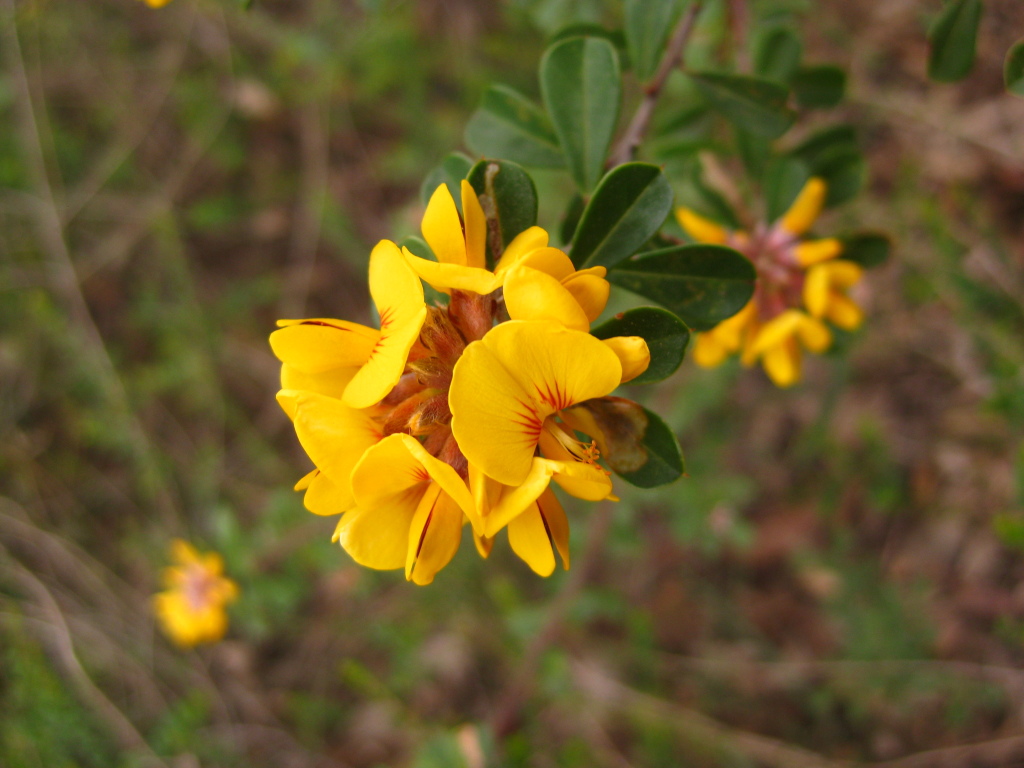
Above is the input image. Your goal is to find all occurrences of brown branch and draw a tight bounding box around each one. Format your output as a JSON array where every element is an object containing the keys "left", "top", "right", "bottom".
[{"left": 609, "top": 2, "right": 704, "bottom": 167}]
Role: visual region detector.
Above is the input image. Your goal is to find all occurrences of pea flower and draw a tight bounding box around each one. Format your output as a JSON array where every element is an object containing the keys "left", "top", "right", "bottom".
[
  {"left": 153, "top": 540, "right": 238, "bottom": 647},
  {"left": 140, "top": 0, "right": 173, "bottom": 7},
  {"left": 676, "top": 178, "right": 864, "bottom": 387},
  {"left": 270, "top": 184, "right": 651, "bottom": 583}
]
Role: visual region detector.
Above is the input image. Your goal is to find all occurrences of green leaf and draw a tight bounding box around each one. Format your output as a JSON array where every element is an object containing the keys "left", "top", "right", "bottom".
[
  {"left": 591, "top": 307, "right": 690, "bottom": 384},
  {"left": 763, "top": 155, "right": 811, "bottom": 222},
  {"left": 607, "top": 244, "right": 756, "bottom": 331},
  {"left": 675, "top": 157, "right": 741, "bottom": 229},
  {"left": 791, "top": 65, "right": 846, "bottom": 109},
  {"left": 928, "top": 0, "right": 983, "bottom": 82},
  {"left": 464, "top": 86, "right": 565, "bottom": 169},
  {"left": 689, "top": 70, "right": 795, "bottom": 139},
  {"left": 791, "top": 124, "right": 857, "bottom": 160},
  {"left": 559, "top": 193, "right": 585, "bottom": 246},
  {"left": 790, "top": 127, "right": 864, "bottom": 208},
  {"left": 615, "top": 405, "right": 685, "bottom": 488},
  {"left": 753, "top": 26, "right": 802, "bottom": 84},
  {"left": 840, "top": 232, "right": 891, "bottom": 269},
  {"left": 625, "top": 0, "right": 682, "bottom": 83},
  {"left": 1005, "top": 38, "right": 1024, "bottom": 96},
  {"left": 467, "top": 159, "right": 538, "bottom": 263},
  {"left": 735, "top": 127, "right": 772, "bottom": 177},
  {"left": 569, "top": 163, "right": 674, "bottom": 269},
  {"left": 420, "top": 153, "right": 473, "bottom": 210},
  {"left": 550, "top": 24, "right": 629, "bottom": 67},
  {"left": 540, "top": 37, "right": 622, "bottom": 192}
]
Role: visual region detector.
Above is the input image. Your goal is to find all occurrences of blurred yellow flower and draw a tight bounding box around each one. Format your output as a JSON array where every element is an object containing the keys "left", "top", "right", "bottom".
[
  {"left": 676, "top": 177, "right": 864, "bottom": 387},
  {"left": 140, "top": 0, "right": 174, "bottom": 7},
  {"left": 154, "top": 540, "right": 237, "bottom": 647}
]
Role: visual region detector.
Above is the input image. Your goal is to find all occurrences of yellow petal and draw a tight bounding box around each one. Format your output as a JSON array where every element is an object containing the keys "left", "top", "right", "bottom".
[
  {"left": 269, "top": 320, "right": 378, "bottom": 373},
  {"left": 406, "top": 484, "right": 464, "bottom": 585},
  {"left": 422, "top": 184, "right": 466, "bottom": 266},
  {"left": 513, "top": 247, "right": 575, "bottom": 280},
  {"left": 170, "top": 539, "right": 199, "bottom": 565},
  {"left": 503, "top": 265, "right": 591, "bottom": 331},
  {"left": 280, "top": 364, "right": 355, "bottom": 404},
  {"left": 294, "top": 469, "right": 318, "bottom": 491},
  {"left": 403, "top": 248, "right": 501, "bottom": 295},
  {"left": 779, "top": 177, "right": 827, "bottom": 236},
  {"left": 344, "top": 240, "right": 427, "bottom": 408},
  {"left": 508, "top": 504, "right": 557, "bottom": 577},
  {"left": 461, "top": 180, "right": 487, "bottom": 270},
  {"left": 693, "top": 332, "right": 730, "bottom": 368},
  {"left": 748, "top": 310, "right": 804, "bottom": 358},
  {"left": 803, "top": 264, "right": 831, "bottom": 318},
  {"left": 472, "top": 529, "right": 494, "bottom": 559},
  {"left": 334, "top": 498, "right": 418, "bottom": 571},
  {"left": 675, "top": 207, "right": 728, "bottom": 244},
  {"left": 277, "top": 389, "right": 382, "bottom": 507},
  {"left": 538, "top": 488, "right": 570, "bottom": 570},
  {"left": 794, "top": 237, "right": 842, "bottom": 267},
  {"left": 796, "top": 314, "right": 832, "bottom": 353},
  {"left": 536, "top": 429, "right": 615, "bottom": 501},
  {"left": 480, "top": 457, "right": 558, "bottom": 537},
  {"left": 303, "top": 471, "right": 351, "bottom": 517},
  {"left": 601, "top": 336, "right": 650, "bottom": 383},
  {"left": 824, "top": 259, "right": 863, "bottom": 288},
  {"left": 350, "top": 433, "right": 476, "bottom": 531},
  {"left": 561, "top": 269, "right": 610, "bottom": 322},
  {"left": 450, "top": 322, "right": 622, "bottom": 486},
  {"left": 826, "top": 293, "right": 864, "bottom": 330},
  {"left": 762, "top": 338, "right": 801, "bottom": 387},
  {"left": 493, "top": 226, "right": 550, "bottom": 273}
]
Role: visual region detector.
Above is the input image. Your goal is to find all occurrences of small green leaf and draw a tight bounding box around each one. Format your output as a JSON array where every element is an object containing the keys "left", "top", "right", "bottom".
[
  {"left": 607, "top": 244, "right": 756, "bottom": 331},
  {"left": 928, "top": 0, "right": 983, "bottom": 83},
  {"left": 540, "top": 37, "right": 622, "bottom": 192},
  {"left": 1005, "top": 39, "right": 1024, "bottom": 96},
  {"left": 790, "top": 127, "right": 864, "bottom": 208},
  {"left": 763, "top": 155, "right": 811, "bottom": 222},
  {"left": 467, "top": 159, "right": 538, "bottom": 263},
  {"left": 675, "top": 157, "right": 741, "bottom": 229},
  {"left": 689, "top": 70, "right": 795, "bottom": 139},
  {"left": 569, "top": 163, "right": 674, "bottom": 269},
  {"left": 735, "top": 127, "right": 773, "bottom": 177},
  {"left": 420, "top": 153, "right": 473, "bottom": 210},
  {"left": 591, "top": 307, "right": 690, "bottom": 384},
  {"left": 625, "top": 0, "right": 683, "bottom": 83},
  {"left": 550, "top": 24, "right": 629, "bottom": 67},
  {"left": 791, "top": 65, "right": 846, "bottom": 109},
  {"left": 791, "top": 124, "right": 857, "bottom": 160},
  {"left": 753, "top": 26, "right": 802, "bottom": 84},
  {"left": 464, "top": 86, "right": 566, "bottom": 169},
  {"left": 615, "top": 405, "right": 685, "bottom": 488},
  {"left": 840, "top": 232, "right": 891, "bottom": 268}
]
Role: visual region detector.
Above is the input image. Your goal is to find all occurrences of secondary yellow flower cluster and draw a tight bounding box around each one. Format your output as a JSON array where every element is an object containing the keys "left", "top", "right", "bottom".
[
  {"left": 140, "top": 0, "right": 173, "bottom": 7},
  {"left": 677, "top": 178, "right": 864, "bottom": 387},
  {"left": 153, "top": 540, "right": 238, "bottom": 647},
  {"left": 271, "top": 183, "right": 651, "bottom": 583}
]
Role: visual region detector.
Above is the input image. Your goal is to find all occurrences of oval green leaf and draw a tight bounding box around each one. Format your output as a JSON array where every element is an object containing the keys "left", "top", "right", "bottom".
[
  {"left": 607, "top": 244, "right": 756, "bottom": 331},
  {"left": 420, "top": 153, "right": 473, "bottom": 210},
  {"left": 464, "top": 85, "right": 566, "bottom": 169},
  {"left": 763, "top": 155, "right": 811, "bottom": 223},
  {"left": 591, "top": 307, "right": 690, "bottom": 384},
  {"left": 467, "top": 159, "right": 538, "bottom": 264},
  {"left": 928, "top": 0, "right": 982, "bottom": 83},
  {"left": 1005, "top": 39, "right": 1024, "bottom": 96},
  {"left": 625, "top": 0, "right": 683, "bottom": 83},
  {"left": 689, "top": 70, "right": 795, "bottom": 139},
  {"left": 791, "top": 65, "right": 846, "bottom": 109},
  {"left": 840, "top": 232, "right": 891, "bottom": 269},
  {"left": 569, "top": 163, "right": 674, "bottom": 270},
  {"left": 753, "top": 26, "right": 802, "bottom": 84},
  {"left": 540, "top": 36, "right": 622, "bottom": 192}
]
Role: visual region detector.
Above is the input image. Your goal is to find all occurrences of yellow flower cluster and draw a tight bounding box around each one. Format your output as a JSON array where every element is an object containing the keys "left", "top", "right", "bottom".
[
  {"left": 153, "top": 540, "right": 238, "bottom": 647},
  {"left": 676, "top": 178, "right": 864, "bottom": 387},
  {"left": 140, "top": 0, "right": 173, "bottom": 7},
  {"left": 271, "top": 183, "right": 651, "bottom": 583}
]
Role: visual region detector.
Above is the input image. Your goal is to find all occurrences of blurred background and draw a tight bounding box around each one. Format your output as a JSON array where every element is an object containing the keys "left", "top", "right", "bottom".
[{"left": 2, "top": 0, "right": 1024, "bottom": 765}]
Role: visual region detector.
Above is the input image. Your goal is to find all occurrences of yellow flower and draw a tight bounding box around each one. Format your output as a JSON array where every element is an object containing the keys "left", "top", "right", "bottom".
[
  {"left": 333, "top": 433, "right": 476, "bottom": 585},
  {"left": 141, "top": 0, "right": 173, "bottom": 6},
  {"left": 153, "top": 540, "right": 238, "bottom": 648},
  {"left": 676, "top": 177, "right": 863, "bottom": 387},
  {"left": 405, "top": 183, "right": 610, "bottom": 331},
  {"left": 271, "top": 185, "right": 651, "bottom": 583}
]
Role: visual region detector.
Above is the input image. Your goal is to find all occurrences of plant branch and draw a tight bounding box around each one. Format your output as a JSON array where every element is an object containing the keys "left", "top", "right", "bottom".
[{"left": 609, "top": 1, "right": 704, "bottom": 167}]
